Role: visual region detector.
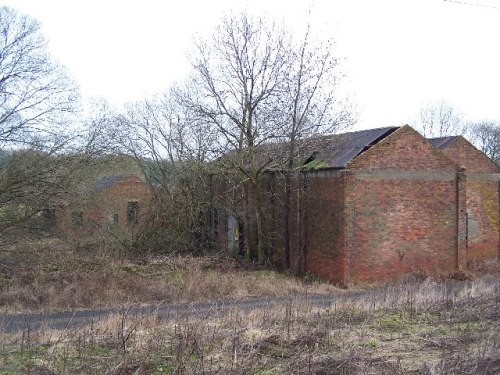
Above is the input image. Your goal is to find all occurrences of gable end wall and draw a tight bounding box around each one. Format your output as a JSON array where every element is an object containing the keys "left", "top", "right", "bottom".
[
  {"left": 437, "top": 137, "right": 500, "bottom": 261},
  {"left": 343, "top": 126, "right": 466, "bottom": 283}
]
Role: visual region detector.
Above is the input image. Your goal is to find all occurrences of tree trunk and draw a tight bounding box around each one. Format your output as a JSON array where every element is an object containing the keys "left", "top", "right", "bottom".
[
  {"left": 283, "top": 172, "right": 291, "bottom": 269},
  {"left": 243, "top": 180, "right": 253, "bottom": 260},
  {"left": 253, "top": 179, "right": 267, "bottom": 263},
  {"left": 283, "top": 139, "right": 295, "bottom": 270}
]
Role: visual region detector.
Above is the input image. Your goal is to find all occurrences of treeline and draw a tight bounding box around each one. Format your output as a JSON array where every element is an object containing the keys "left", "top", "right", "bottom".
[{"left": 1, "top": 6, "right": 498, "bottom": 266}]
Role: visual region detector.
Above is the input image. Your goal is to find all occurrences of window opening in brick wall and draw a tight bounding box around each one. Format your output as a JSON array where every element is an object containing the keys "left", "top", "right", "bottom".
[
  {"left": 127, "top": 201, "right": 139, "bottom": 224},
  {"left": 238, "top": 220, "right": 245, "bottom": 256},
  {"left": 227, "top": 215, "right": 245, "bottom": 256},
  {"left": 227, "top": 215, "right": 237, "bottom": 254},
  {"left": 42, "top": 205, "right": 56, "bottom": 221}
]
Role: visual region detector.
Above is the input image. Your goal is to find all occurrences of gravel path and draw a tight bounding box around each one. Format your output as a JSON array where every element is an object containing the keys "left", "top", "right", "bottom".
[
  {"left": 0, "top": 294, "right": 334, "bottom": 333},
  {"left": 1, "top": 278, "right": 496, "bottom": 333}
]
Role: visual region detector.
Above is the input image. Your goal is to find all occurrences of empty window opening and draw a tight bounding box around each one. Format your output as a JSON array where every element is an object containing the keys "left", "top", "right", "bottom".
[
  {"left": 238, "top": 221, "right": 245, "bottom": 256},
  {"left": 127, "top": 201, "right": 139, "bottom": 224},
  {"left": 227, "top": 215, "right": 245, "bottom": 256},
  {"left": 42, "top": 206, "right": 56, "bottom": 221}
]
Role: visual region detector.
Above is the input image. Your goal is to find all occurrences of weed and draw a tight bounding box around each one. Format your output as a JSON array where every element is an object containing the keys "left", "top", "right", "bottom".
[
  {"left": 0, "top": 236, "right": 498, "bottom": 373},
  {"left": 374, "top": 311, "right": 413, "bottom": 333},
  {"left": 0, "top": 277, "right": 498, "bottom": 374}
]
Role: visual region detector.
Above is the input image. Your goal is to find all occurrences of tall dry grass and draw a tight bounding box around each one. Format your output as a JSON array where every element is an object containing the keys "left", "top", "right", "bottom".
[
  {"left": 0, "top": 276, "right": 498, "bottom": 374},
  {"left": 0, "top": 239, "right": 340, "bottom": 312}
]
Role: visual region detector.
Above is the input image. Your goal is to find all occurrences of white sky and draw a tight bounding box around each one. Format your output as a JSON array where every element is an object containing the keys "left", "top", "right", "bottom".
[{"left": 4, "top": 0, "right": 500, "bottom": 129}]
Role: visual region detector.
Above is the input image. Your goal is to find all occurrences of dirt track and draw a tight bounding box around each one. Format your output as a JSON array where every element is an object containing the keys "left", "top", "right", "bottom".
[
  {"left": 0, "top": 294, "right": 334, "bottom": 333},
  {"left": 1, "top": 278, "right": 496, "bottom": 333}
]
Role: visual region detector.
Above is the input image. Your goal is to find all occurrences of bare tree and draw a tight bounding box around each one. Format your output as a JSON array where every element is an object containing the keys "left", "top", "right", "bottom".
[
  {"left": 186, "top": 14, "right": 292, "bottom": 262},
  {"left": 0, "top": 6, "right": 78, "bottom": 148},
  {"left": 417, "top": 100, "right": 464, "bottom": 138},
  {"left": 279, "top": 27, "right": 357, "bottom": 270},
  {"left": 184, "top": 14, "right": 357, "bottom": 264},
  {"left": 110, "top": 90, "right": 216, "bottom": 254},
  {"left": 468, "top": 121, "right": 500, "bottom": 164},
  {"left": 0, "top": 98, "right": 118, "bottom": 235},
  {"left": 0, "top": 6, "right": 83, "bottom": 234}
]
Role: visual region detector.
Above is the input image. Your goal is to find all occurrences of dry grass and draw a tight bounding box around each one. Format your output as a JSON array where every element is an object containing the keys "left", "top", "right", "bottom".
[
  {"left": 0, "top": 276, "right": 498, "bottom": 374},
  {"left": 1, "top": 236, "right": 499, "bottom": 373},
  {"left": 0, "top": 238, "right": 339, "bottom": 312}
]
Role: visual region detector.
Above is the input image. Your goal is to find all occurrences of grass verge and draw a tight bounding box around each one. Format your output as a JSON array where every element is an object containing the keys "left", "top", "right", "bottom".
[{"left": 0, "top": 276, "right": 498, "bottom": 374}]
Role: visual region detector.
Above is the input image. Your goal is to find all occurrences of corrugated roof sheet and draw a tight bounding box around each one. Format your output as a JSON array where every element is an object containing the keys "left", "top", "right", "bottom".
[{"left": 428, "top": 136, "right": 459, "bottom": 149}]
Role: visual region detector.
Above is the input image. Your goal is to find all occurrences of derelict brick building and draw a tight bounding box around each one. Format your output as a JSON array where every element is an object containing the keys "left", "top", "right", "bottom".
[
  {"left": 212, "top": 125, "right": 498, "bottom": 283},
  {"left": 56, "top": 174, "right": 152, "bottom": 237}
]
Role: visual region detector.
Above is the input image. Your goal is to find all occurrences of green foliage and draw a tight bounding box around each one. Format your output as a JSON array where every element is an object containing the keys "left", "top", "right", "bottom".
[
  {"left": 373, "top": 311, "right": 413, "bottom": 333},
  {"left": 360, "top": 339, "right": 378, "bottom": 348},
  {"left": 0, "top": 348, "right": 42, "bottom": 374},
  {"left": 42, "top": 263, "right": 62, "bottom": 273}
]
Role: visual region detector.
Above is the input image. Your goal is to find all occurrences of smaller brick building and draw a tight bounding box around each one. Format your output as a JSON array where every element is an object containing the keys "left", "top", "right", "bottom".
[
  {"left": 56, "top": 174, "right": 152, "bottom": 237},
  {"left": 211, "top": 125, "right": 499, "bottom": 284}
]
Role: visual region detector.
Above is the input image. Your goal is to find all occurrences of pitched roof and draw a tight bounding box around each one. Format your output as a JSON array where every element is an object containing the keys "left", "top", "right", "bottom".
[
  {"left": 428, "top": 136, "right": 460, "bottom": 149},
  {"left": 95, "top": 175, "right": 127, "bottom": 191},
  {"left": 221, "top": 126, "right": 400, "bottom": 170},
  {"left": 303, "top": 126, "right": 399, "bottom": 168}
]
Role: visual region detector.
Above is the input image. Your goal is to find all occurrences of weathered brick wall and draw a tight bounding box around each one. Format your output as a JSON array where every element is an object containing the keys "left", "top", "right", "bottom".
[
  {"left": 437, "top": 137, "right": 500, "bottom": 261},
  {"left": 96, "top": 175, "right": 152, "bottom": 229},
  {"left": 345, "top": 172, "right": 464, "bottom": 282},
  {"left": 345, "top": 126, "right": 465, "bottom": 283},
  {"left": 57, "top": 175, "right": 152, "bottom": 237},
  {"left": 285, "top": 170, "right": 347, "bottom": 284},
  {"left": 211, "top": 173, "right": 260, "bottom": 257},
  {"left": 211, "top": 125, "right": 479, "bottom": 284}
]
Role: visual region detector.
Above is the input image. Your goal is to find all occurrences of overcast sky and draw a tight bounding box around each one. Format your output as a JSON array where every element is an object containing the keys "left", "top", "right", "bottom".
[{"left": 4, "top": 0, "right": 500, "bottom": 129}]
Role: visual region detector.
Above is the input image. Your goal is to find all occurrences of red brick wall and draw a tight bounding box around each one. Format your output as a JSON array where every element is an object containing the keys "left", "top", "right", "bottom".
[
  {"left": 349, "top": 126, "right": 458, "bottom": 172},
  {"left": 57, "top": 175, "right": 153, "bottom": 238},
  {"left": 437, "top": 137, "right": 500, "bottom": 261},
  {"left": 286, "top": 170, "right": 347, "bottom": 284},
  {"left": 212, "top": 126, "right": 473, "bottom": 284},
  {"left": 344, "top": 126, "right": 465, "bottom": 283},
  {"left": 437, "top": 137, "right": 500, "bottom": 173}
]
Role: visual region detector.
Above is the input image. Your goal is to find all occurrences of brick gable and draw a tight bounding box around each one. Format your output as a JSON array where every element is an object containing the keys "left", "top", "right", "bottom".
[{"left": 348, "top": 125, "right": 458, "bottom": 172}]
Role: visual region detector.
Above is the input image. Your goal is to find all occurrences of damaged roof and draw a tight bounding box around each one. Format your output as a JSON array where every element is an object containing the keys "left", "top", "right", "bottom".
[
  {"left": 428, "top": 136, "right": 459, "bottom": 149},
  {"left": 95, "top": 175, "right": 127, "bottom": 191},
  {"left": 221, "top": 126, "right": 400, "bottom": 170},
  {"left": 302, "top": 126, "right": 399, "bottom": 168}
]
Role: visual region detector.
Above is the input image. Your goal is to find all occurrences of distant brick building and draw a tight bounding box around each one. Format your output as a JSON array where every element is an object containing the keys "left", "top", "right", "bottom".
[
  {"left": 56, "top": 174, "right": 152, "bottom": 237},
  {"left": 212, "top": 125, "right": 499, "bottom": 283}
]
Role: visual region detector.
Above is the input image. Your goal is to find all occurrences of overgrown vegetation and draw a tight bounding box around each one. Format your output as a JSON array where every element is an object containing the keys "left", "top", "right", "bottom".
[
  {"left": 0, "top": 237, "right": 339, "bottom": 312},
  {"left": 0, "top": 273, "right": 498, "bottom": 374},
  {"left": 0, "top": 236, "right": 498, "bottom": 374},
  {"left": 0, "top": 7, "right": 498, "bottom": 373}
]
